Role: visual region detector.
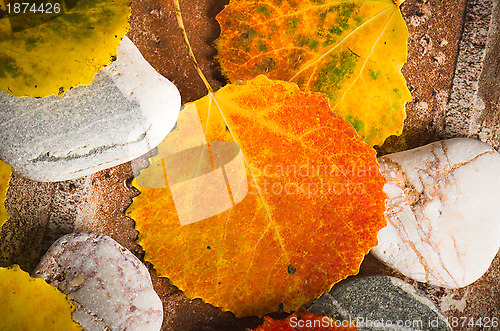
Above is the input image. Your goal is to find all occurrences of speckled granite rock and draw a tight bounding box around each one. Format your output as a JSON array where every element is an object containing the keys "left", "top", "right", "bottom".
[
  {"left": 0, "top": 36, "right": 180, "bottom": 182},
  {"left": 309, "top": 275, "right": 451, "bottom": 331},
  {"left": 35, "top": 232, "right": 163, "bottom": 331},
  {"left": 445, "top": 0, "right": 500, "bottom": 148},
  {"left": 373, "top": 138, "right": 500, "bottom": 288}
]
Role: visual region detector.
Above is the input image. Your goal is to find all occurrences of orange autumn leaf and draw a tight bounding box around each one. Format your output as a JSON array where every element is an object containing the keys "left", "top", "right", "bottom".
[
  {"left": 127, "top": 76, "right": 386, "bottom": 317},
  {"left": 216, "top": 0, "right": 411, "bottom": 146},
  {"left": 251, "top": 308, "right": 357, "bottom": 330},
  {"left": 0, "top": 159, "right": 11, "bottom": 228}
]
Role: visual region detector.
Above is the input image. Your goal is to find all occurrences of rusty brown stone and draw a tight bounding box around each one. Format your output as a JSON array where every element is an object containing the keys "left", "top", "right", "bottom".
[{"left": 128, "top": 0, "right": 229, "bottom": 104}]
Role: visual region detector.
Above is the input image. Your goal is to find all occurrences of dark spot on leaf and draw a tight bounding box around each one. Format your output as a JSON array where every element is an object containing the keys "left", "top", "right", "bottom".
[
  {"left": 368, "top": 69, "right": 382, "bottom": 80},
  {"left": 287, "top": 264, "right": 296, "bottom": 274},
  {"left": 256, "top": 5, "right": 270, "bottom": 17},
  {"left": 258, "top": 40, "right": 267, "bottom": 52},
  {"left": 347, "top": 47, "right": 360, "bottom": 57},
  {"left": 254, "top": 57, "right": 275, "bottom": 73},
  {"left": 207, "top": 246, "right": 211, "bottom": 250},
  {"left": 286, "top": 16, "right": 300, "bottom": 33},
  {"left": 0, "top": 56, "right": 19, "bottom": 78},
  {"left": 314, "top": 51, "right": 357, "bottom": 98}
]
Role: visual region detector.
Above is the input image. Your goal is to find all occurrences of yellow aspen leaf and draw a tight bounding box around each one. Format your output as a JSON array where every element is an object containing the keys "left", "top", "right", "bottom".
[
  {"left": 0, "top": 0, "right": 130, "bottom": 97},
  {"left": 251, "top": 307, "right": 357, "bottom": 330},
  {"left": 0, "top": 264, "right": 82, "bottom": 330},
  {"left": 0, "top": 159, "right": 10, "bottom": 228},
  {"left": 127, "top": 75, "right": 386, "bottom": 317},
  {"left": 216, "top": 0, "right": 411, "bottom": 146}
]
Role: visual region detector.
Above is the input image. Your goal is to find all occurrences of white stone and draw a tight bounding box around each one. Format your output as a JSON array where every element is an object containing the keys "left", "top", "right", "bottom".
[
  {"left": 372, "top": 138, "right": 500, "bottom": 288},
  {"left": 35, "top": 232, "right": 163, "bottom": 331},
  {"left": 0, "top": 36, "right": 180, "bottom": 182}
]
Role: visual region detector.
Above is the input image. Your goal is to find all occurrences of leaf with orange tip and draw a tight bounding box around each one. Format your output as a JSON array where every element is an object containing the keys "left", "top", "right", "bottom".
[
  {"left": 215, "top": 0, "right": 411, "bottom": 146},
  {"left": 0, "top": 159, "right": 11, "bottom": 228},
  {"left": 127, "top": 75, "right": 386, "bottom": 317},
  {"left": 251, "top": 307, "right": 357, "bottom": 330}
]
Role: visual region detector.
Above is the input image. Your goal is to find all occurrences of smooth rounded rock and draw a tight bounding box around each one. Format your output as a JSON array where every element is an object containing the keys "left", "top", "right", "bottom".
[
  {"left": 0, "top": 36, "right": 180, "bottom": 182},
  {"left": 35, "top": 232, "right": 163, "bottom": 331},
  {"left": 372, "top": 138, "right": 500, "bottom": 288},
  {"left": 308, "top": 275, "right": 451, "bottom": 331}
]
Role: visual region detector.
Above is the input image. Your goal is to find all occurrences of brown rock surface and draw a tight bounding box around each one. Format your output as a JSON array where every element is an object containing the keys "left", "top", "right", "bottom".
[
  {"left": 128, "top": 0, "right": 229, "bottom": 104},
  {"left": 1, "top": 0, "right": 498, "bottom": 330},
  {"left": 377, "top": 0, "right": 467, "bottom": 155},
  {"left": 0, "top": 162, "right": 141, "bottom": 272}
]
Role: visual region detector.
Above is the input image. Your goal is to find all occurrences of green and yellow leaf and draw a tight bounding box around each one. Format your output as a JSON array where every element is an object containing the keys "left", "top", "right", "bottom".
[
  {"left": 216, "top": 0, "right": 411, "bottom": 146},
  {"left": 0, "top": 0, "right": 130, "bottom": 97},
  {"left": 0, "top": 159, "right": 11, "bottom": 229}
]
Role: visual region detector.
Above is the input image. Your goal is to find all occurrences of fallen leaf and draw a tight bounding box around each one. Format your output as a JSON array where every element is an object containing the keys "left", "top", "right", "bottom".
[
  {"left": 216, "top": 0, "right": 411, "bottom": 146},
  {"left": 251, "top": 307, "right": 357, "bottom": 330},
  {"left": 0, "top": 264, "right": 82, "bottom": 330},
  {"left": 0, "top": 0, "right": 130, "bottom": 97},
  {"left": 0, "top": 160, "right": 10, "bottom": 228},
  {"left": 128, "top": 75, "right": 386, "bottom": 317}
]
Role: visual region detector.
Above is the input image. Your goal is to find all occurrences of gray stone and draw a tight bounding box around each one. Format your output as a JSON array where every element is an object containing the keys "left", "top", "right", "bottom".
[
  {"left": 0, "top": 36, "right": 180, "bottom": 182},
  {"left": 309, "top": 276, "right": 451, "bottom": 331},
  {"left": 35, "top": 232, "right": 163, "bottom": 331},
  {"left": 444, "top": 0, "right": 500, "bottom": 147}
]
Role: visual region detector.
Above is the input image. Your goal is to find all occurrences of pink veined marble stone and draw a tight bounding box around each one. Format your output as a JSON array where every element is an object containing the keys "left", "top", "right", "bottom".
[
  {"left": 372, "top": 138, "right": 500, "bottom": 288},
  {"left": 35, "top": 232, "right": 163, "bottom": 331}
]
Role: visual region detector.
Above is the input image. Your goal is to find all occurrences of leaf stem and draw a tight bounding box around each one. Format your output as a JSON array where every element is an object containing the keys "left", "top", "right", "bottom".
[{"left": 173, "top": 0, "right": 214, "bottom": 93}]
